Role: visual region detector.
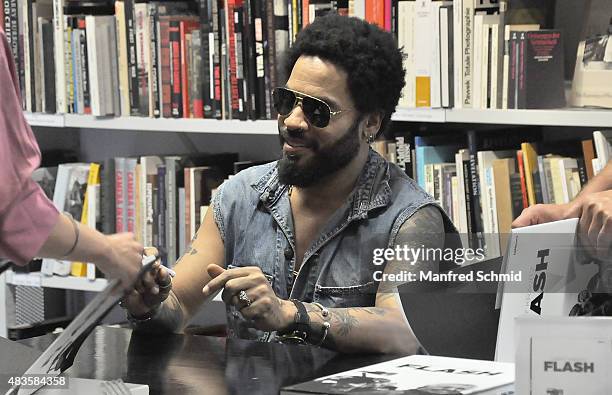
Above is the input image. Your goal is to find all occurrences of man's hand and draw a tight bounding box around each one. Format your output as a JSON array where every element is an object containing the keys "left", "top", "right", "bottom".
[
  {"left": 202, "top": 264, "right": 295, "bottom": 332},
  {"left": 122, "top": 251, "right": 173, "bottom": 318}
]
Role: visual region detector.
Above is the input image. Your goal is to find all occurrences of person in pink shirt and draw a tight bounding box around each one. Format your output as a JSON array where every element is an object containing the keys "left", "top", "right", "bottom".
[{"left": 0, "top": 30, "right": 144, "bottom": 289}]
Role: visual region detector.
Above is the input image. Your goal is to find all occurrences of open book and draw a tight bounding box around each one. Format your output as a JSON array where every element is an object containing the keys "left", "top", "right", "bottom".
[
  {"left": 281, "top": 355, "right": 514, "bottom": 395},
  {"left": 6, "top": 255, "right": 159, "bottom": 395}
]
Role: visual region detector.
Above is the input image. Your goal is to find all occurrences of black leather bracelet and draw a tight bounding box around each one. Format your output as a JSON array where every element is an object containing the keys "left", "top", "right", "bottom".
[{"left": 278, "top": 299, "right": 310, "bottom": 344}]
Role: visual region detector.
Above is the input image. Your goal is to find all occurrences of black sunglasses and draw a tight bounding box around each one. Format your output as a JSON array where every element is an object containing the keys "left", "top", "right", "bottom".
[{"left": 272, "top": 87, "right": 347, "bottom": 128}]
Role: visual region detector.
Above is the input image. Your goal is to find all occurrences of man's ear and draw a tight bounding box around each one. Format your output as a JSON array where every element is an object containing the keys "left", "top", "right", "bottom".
[{"left": 362, "top": 112, "right": 383, "bottom": 141}]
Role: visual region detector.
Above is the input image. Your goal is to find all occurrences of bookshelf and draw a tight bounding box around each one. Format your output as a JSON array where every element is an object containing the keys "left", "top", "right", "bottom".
[
  {"left": 5, "top": 270, "right": 108, "bottom": 292},
  {"left": 25, "top": 107, "right": 612, "bottom": 131}
]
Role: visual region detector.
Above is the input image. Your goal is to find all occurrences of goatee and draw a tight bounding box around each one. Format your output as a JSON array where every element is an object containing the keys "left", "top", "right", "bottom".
[{"left": 277, "top": 117, "right": 361, "bottom": 187}]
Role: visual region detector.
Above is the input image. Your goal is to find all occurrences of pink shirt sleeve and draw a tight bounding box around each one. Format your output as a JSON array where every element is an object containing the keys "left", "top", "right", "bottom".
[{"left": 0, "top": 30, "right": 60, "bottom": 265}]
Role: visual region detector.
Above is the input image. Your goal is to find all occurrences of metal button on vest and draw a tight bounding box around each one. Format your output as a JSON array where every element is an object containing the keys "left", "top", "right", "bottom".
[{"left": 284, "top": 247, "right": 294, "bottom": 260}]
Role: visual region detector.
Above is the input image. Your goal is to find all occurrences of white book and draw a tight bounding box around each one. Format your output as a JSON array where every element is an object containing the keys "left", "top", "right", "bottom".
[
  {"left": 178, "top": 187, "right": 186, "bottom": 256},
  {"left": 481, "top": 23, "right": 491, "bottom": 109},
  {"left": 501, "top": 24, "right": 540, "bottom": 109},
  {"left": 452, "top": 0, "right": 463, "bottom": 108},
  {"left": 472, "top": 13, "right": 484, "bottom": 109},
  {"left": 592, "top": 130, "right": 612, "bottom": 169},
  {"left": 489, "top": 22, "right": 499, "bottom": 109},
  {"left": 53, "top": 0, "right": 67, "bottom": 112},
  {"left": 415, "top": 0, "right": 433, "bottom": 107},
  {"left": 398, "top": 1, "right": 416, "bottom": 108},
  {"left": 282, "top": 355, "right": 514, "bottom": 395},
  {"left": 86, "top": 184, "right": 100, "bottom": 280},
  {"left": 455, "top": 149, "right": 469, "bottom": 237},
  {"left": 558, "top": 158, "right": 578, "bottom": 204},
  {"left": 429, "top": 1, "right": 446, "bottom": 108},
  {"left": 439, "top": 6, "right": 452, "bottom": 108},
  {"left": 461, "top": 0, "right": 475, "bottom": 108},
  {"left": 495, "top": 218, "right": 600, "bottom": 362},
  {"left": 353, "top": 0, "right": 365, "bottom": 20}
]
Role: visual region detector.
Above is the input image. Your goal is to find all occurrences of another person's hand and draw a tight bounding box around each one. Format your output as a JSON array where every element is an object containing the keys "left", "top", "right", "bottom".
[
  {"left": 576, "top": 190, "right": 612, "bottom": 262},
  {"left": 202, "top": 264, "right": 294, "bottom": 332},
  {"left": 512, "top": 202, "right": 577, "bottom": 228},
  {"left": 122, "top": 252, "right": 172, "bottom": 317},
  {"left": 97, "top": 232, "right": 144, "bottom": 289},
  {"left": 513, "top": 191, "right": 612, "bottom": 261}
]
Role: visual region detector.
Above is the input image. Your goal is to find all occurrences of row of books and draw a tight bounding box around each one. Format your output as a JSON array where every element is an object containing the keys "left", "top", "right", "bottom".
[
  {"left": 398, "top": 0, "right": 566, "bottom": 110},
  {"left": 1, "top": 0, "right": 398, "bottom": 119},
  {"left": 35, "top": 152, "right": 267, "bottom": 278},
  {"left": 373, "top": 129, "right": 612, "bottom": 259}
]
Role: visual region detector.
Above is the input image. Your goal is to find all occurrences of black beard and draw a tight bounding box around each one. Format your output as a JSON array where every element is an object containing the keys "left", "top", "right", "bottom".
[{"left": 277, "top": 117, "right": 361, "bottom": 187}]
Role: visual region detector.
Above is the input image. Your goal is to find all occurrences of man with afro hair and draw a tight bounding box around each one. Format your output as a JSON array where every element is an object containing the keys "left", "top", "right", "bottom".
[{"left": 124, "top": 14, "right": 458, "bottom": 354}]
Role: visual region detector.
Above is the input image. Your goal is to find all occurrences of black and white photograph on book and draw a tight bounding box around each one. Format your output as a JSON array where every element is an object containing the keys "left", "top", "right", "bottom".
[{"left": 1, "top": 0, "right": 612, "bottom": 394}]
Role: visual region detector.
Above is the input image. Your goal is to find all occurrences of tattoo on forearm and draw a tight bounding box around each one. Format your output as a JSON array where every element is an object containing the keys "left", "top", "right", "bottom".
[
  {"left": 330, "top": 309, "right": 358, "bottom": 337},
  {"left": 187, "top": 246, "right": 198, "bottom": 256}
]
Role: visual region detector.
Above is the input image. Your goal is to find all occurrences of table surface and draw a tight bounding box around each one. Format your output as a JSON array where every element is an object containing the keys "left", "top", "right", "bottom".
[{"left": 17, "top": 326, "right": 398, "bottom": 395}]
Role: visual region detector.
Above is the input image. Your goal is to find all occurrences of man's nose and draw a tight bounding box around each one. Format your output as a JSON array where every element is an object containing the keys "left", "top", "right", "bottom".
[{"left": 282, "top": 103, "right": 309, "bottom": 131}]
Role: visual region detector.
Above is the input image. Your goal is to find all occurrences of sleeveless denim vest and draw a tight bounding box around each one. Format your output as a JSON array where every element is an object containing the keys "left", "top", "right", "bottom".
[{"left": 211, "top": 149, "right": 458, "bottom": 341}]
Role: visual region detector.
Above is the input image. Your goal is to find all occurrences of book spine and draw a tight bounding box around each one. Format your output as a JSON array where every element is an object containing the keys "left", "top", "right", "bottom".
[
  {"left": 125, "top": 0, "right": 140, "bottom": 115},
  {"left": 157, "top": 165, "right": 167, "bottom": 265},
  {"left": 516, "top": 31, "right": 526, "bottom": 109},
  {"left": 160, "top": 20, "right": 171, "bottom": 117},
  {"left": 211, "top": 0, "right": 222, "bottom": 118},
  {"left": 191, "top": 31, "right": 204, "bottom": 118},
  {"left": 199, "top": 0, "right": 214, "bottom": 118},
  {"left": 64, "top": 16, "right": 73, "bottom": 113},
  {"left": 516, "top": 150, "right": 528, "bottom": 209},
  {"left": 252, "top": 0, "right": 266, "bottom": 119},
  {"left": 227, "top": 0, "right": 240, "bottom": 118},
  {"left": 263, "top": 0, "right": 275, "bottom": 118},
  {"left": 235, "top": 6, "right": 246, "bottom": 120},
  {"left": 169, "top": 20, "right": 182, "bottom": 117},
  {"left": 180, "top": 20, "right": 191, "bottom": 118},
  {"left": 53, "top": 0, "right": 66, "bottom": 112},
  {"left": 135, "top": 3, "right": 150, "bottom": 116},
  {"left": 165, "top": 158, "right": 177, "bottom": 266},
  {"left": 114, "top": 158, "right": 126, "bottom": 233},
  {"left": 243, "top": 0, "right": 257, "bottom": 120},
  {"left": 462, "top": 159, "right": 475, "bottom": 248},
  {"left": 184, "top": 168, "right": 191, "bottom": 245},
  {"left": 507, "top": 30, "right": 518, "bottom": 109},
  {"left": 462, "top": 0, "right": 474, "bottom": 108},
  {"left": 149, "top": 3, "right": 160, "bottom": 117},
  {"left": 78, "top": 17, "right": 91, "bottom": 114},
  {"left": 101, "top": 158, "right": 116, "bottom": 234},
  {"left": 126, "top": 159, "right": 137, "bottom": 233},
  {"left": 467, "top": 130, "right": 484, "bottom": 250}
]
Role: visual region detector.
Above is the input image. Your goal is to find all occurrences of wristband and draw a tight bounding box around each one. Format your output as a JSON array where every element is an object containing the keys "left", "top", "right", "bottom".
[
  {"left": 278, "top": 299, "right": 310, "bottom": 344},
  {"left": 61, "top": 212, "right": 80, "bottom": 258}
]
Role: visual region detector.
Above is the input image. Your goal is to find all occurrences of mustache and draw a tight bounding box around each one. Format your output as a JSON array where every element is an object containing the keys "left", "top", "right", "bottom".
[{"left": 278, "top": 127, "right": 317, "bottom": 149}]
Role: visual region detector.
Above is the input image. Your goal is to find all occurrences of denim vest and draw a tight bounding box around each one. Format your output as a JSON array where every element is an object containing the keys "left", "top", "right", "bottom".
[{"left": 211, "top": 149, "right": 458, "bottom": 341}]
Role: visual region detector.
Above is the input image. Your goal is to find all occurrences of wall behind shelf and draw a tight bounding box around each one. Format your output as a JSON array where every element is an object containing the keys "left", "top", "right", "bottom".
[{"left": 33, "top": 127, "right": 282, "bottom": 163}]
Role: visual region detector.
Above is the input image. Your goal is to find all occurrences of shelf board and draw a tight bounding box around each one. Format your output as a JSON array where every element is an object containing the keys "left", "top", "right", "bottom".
[
  {"left": 25, "top": 112, "right": 278, "bottom": 134},
  {"left": 444, "top": 107, "right": 612, "bottom": 127},
  {"left": 392, "top": 107, "right": 446, "bottom": 123},
  {"left": 5, "top": 271, "right": 108, "bottom": 292},
  {"left": 26, "top": 107, "right": 612, "bottom": 130}
]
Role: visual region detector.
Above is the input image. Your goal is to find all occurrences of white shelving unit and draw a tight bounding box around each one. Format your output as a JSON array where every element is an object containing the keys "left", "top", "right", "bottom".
[
  {"left": 5, "top": 270, "right": 108, "bottom": 292},
  {"left": 25, "top": 112, "right": 278, "bottom": 134}
]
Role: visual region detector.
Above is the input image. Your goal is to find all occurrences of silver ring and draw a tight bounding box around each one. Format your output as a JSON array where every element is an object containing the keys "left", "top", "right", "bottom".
[{"left": 238, "top": 290, "right": 252, "bottom": 307}]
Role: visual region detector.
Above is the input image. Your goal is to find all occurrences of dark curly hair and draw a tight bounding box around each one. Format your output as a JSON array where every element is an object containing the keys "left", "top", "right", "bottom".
[{"left": 282, "top": 14, "right": 405, "bottom": 135}]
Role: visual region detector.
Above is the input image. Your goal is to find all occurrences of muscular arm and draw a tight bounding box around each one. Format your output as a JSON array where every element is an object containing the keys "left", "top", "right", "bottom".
[{"left": 301, "top": 205, "right": 444, "bottom": 354}]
